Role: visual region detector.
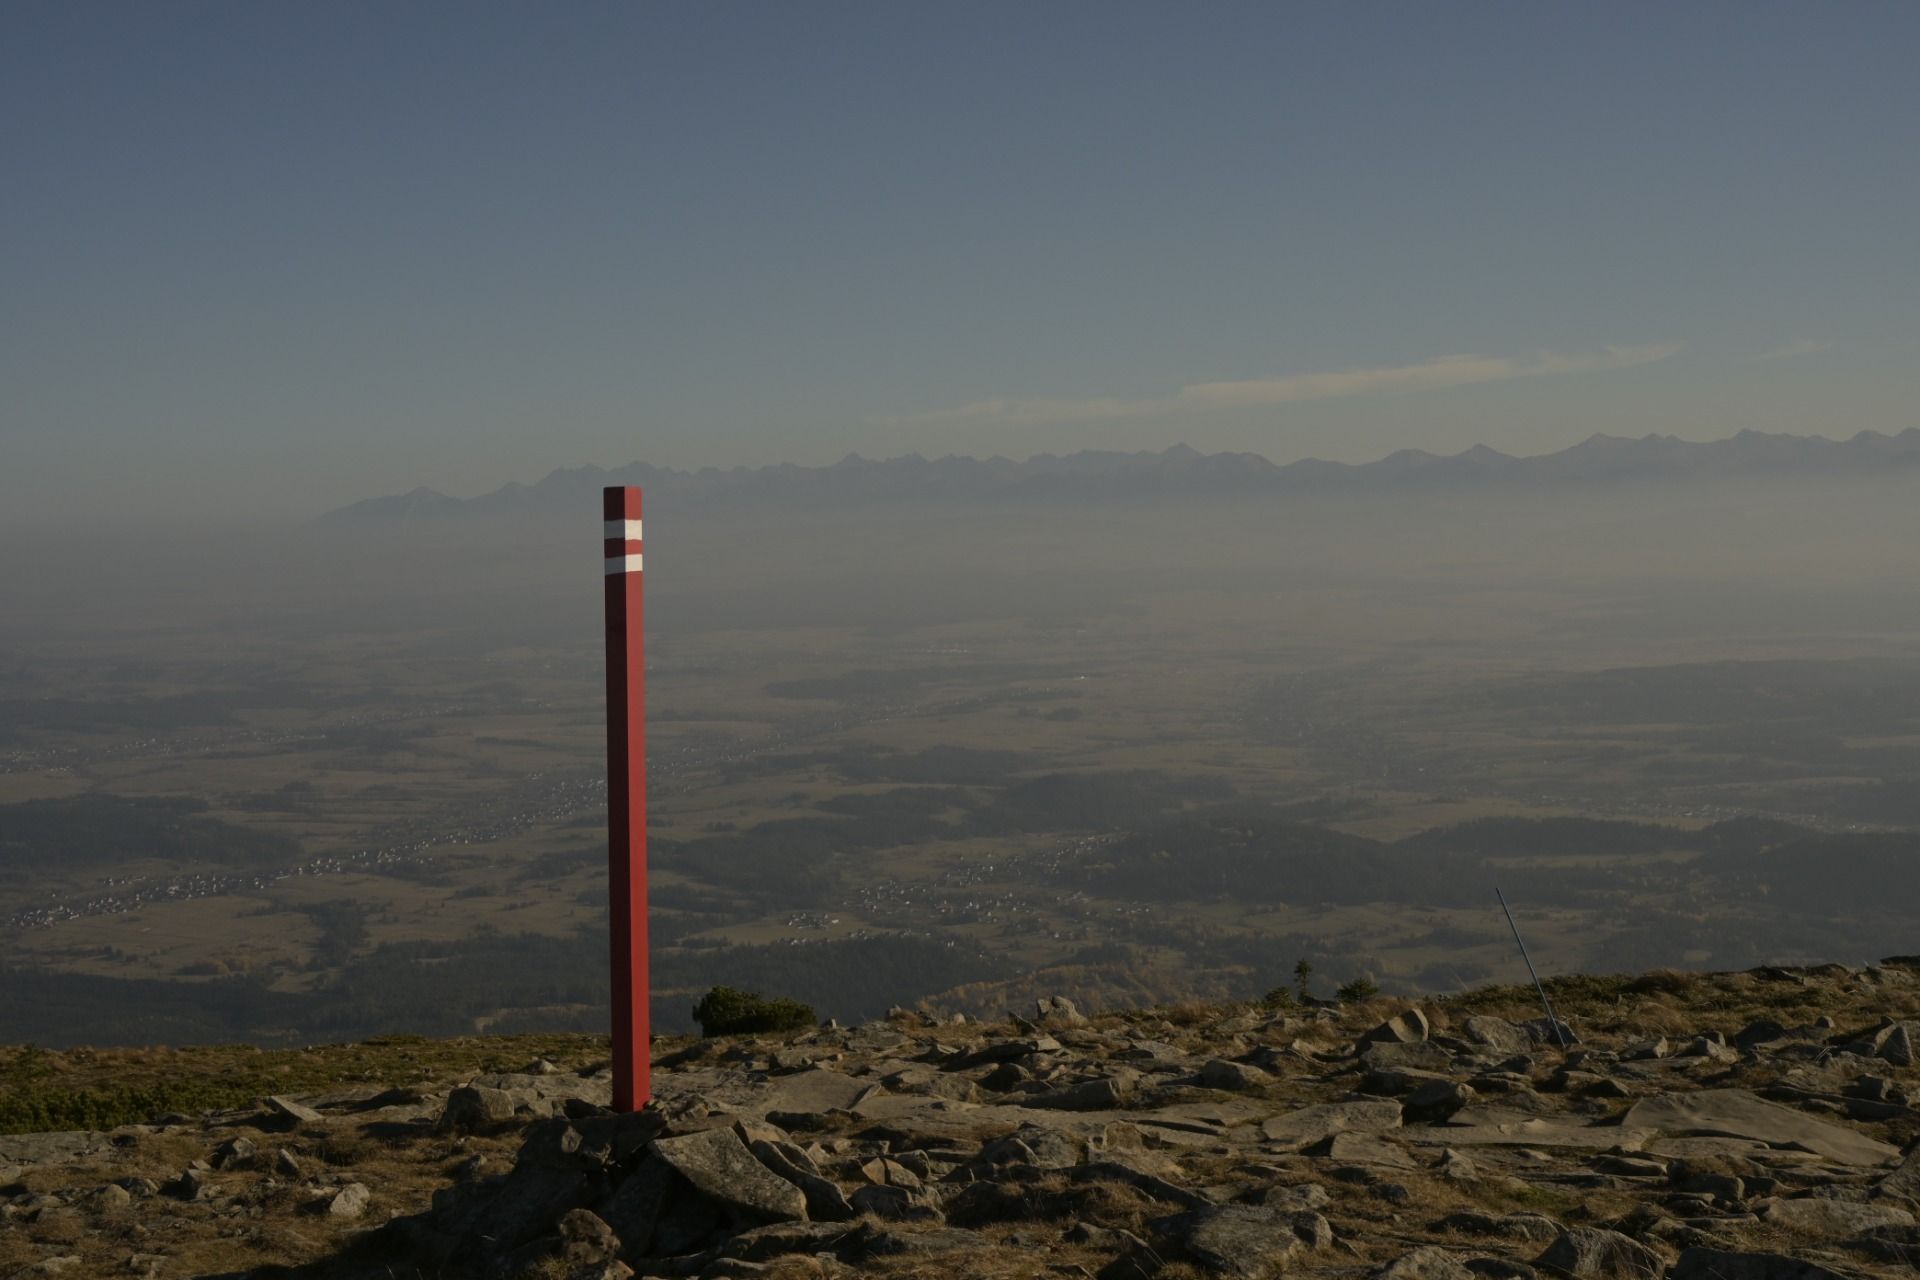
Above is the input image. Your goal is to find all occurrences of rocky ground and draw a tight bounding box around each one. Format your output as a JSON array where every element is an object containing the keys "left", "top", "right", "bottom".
[{"left": 5, "top": 963, "right": 1920, "bottom": 1280}]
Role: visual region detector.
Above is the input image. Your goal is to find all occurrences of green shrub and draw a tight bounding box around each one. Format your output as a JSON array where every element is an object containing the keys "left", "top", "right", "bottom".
[
  {"left": 691, "top": 985, "right": 817, "bottom": 1037},
  {"left": 1258, "top": 986, "right": 1295, "bottom": 1010},
  {"left": 1336, "top": 976, "right": 1380, "bottom": 1002}
]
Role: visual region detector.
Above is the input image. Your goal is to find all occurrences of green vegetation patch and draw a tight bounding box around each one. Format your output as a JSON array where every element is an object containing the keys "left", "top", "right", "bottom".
[{"left": 692, "top": 986, "right": 817, "bottom": 1037}]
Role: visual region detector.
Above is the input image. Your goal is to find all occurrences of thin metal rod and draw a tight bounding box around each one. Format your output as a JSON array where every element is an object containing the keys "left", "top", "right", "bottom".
[{"left": 1497, "top": 887, "right": 1570, "bottom": 1050}]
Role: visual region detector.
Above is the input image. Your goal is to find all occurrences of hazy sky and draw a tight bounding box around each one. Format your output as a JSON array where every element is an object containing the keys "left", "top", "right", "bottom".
[{"left": 4, "top": 3, "right": 1918, "bottom": 523}]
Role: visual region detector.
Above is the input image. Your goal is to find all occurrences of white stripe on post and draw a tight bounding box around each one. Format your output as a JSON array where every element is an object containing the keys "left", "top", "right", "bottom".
[
  {"left": 604, "top": 554, "right": 645, "bottom": 575},
  {"left": 603, "top": 520, "right": 644, "bottom": 540}
]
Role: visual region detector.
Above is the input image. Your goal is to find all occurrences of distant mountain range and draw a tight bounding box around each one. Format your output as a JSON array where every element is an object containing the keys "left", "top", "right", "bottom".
[{"left": 321, "top": 428, "right": 1920, "bottom": 524}]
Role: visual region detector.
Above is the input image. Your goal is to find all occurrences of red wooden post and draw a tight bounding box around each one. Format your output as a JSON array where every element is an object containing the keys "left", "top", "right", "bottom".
[{"left": 603, "top": 486, "right": 649, "bottom": 1111}]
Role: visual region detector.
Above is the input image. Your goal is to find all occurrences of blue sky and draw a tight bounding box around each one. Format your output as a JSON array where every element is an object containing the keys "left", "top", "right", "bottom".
[{"left": 3, "top": 2, "right": 1917, "bottom": 521}]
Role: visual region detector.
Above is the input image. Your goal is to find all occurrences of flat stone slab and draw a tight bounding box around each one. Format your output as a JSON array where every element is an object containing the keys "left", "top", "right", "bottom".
[
  {"left": 1261, "top": 1099, "right": 1402, "bottom": 1149},
  {"left": 846, "top": 1095, "right": 1029, "bottom": 1143},
  {"left": 1406, "top": 1107, "right": 1651, "bottom": 1151},
  {"left": 765, "top": 1068, "right": 874, "bottom": 1115},
  {"left": 1644, "top": 1136, "right": 1811, "bottom": 1162},
  {"left": 0, "top": 1130, "right": 112, "bottom": 1169},
  {"left": 1623, "top": 1089, "right": 1899, "bottom": 1167}
]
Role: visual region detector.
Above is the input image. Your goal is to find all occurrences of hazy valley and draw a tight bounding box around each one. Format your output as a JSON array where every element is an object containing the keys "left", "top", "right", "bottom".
[{"left": 5, "top": 434, "right": 1920, "bottom": 1048}]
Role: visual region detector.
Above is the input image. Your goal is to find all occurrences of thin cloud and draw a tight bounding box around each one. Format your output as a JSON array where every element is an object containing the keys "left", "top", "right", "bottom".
[{"left": 886, "top": 343, "right": 1680, "bottom": 427}]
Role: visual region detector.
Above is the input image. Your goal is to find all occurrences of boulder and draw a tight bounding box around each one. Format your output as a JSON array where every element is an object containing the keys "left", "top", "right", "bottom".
[
  {"left": 1463, "top": 1016, "right": 1531, "bottom": 1056},
  {"left": 1362, "top": 1009, "right": 1432, "bottom": 1046},
  {"left": 324, "top": 1183, "right": 371, "bottom": 1219},
  {"left": 1872, "top": 1022, "right": 1916, "bottom": 1067},
  {"left": 265, "top": 1095, "right": 324, "bottom": 1125},
  {"left": 649, "top": 1129, "right": 808, "bottom": 1222},
  {"left": 211, "top": 1136, "right": 256, "bottom": 1169},
  {"left": 437, "top": 1084, "right": 520, "bottom": 1133},
  {"left": 87, "top": 1183, "right": 131, "bottom": 1214},
  {"left": 1404, "top": 1077, "right": 1475, "bottom": 1120},
  {"left": 1036, "top": 996, "right": 1090, "bottom": 1027},
  {"left": 748, "top": 1139, "right": 855, "bottom": 1221},
  {"left": 1160, "top": 1204, "right": 1328, "bottom": 1278},
  {"left": 1878, "top": 1142, "right": 1920, "bottom": 1203},
  {"left": 1200, "top": 1059, "right": 1273, "bottom": 1091}
]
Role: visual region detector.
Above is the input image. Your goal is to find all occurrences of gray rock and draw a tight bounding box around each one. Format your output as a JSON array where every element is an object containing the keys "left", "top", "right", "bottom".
[
  {"left": 1374, "top": 1246, "right": 1478, "bottom": 1280},
  {"left": 1405, "top": 1077, "right": 1475, "bottom": 1120},
  {"left": 1676, "top": 1036, "right": 1741, "bottom": 1064},
  {"left": 1623, "top": 1089, "right": 1899, "bottom": 1166},
  {"left": 749, "top": 1138, "right": 855, "bottom": 1222},
  {"left": 1520, "top": 1018, "right": 1577, "bottom": 1046},
  {"left": 273, "top": 1148, "right": 303, "bottom": 1179},
  {"left": 1257, "top": 1182, "right": 1330, "bottom": 1212},
  {"left": 598, "top": 1155, "right": 674, "bottom": 1254},
  {"left": 1022, "top": 1074, "right": 1135, "bottom": 1111},
  {"left": 1469, "top": 1263, "right": 1540, "bottom": 1280},
  {"left": 1261, "top": 1099, "right": 1402, "bottom": 1149},
  {"left": 557, "top": 1206, "right": 621, "bottom": 1267},
  {"left": 1533, "top": 1227, "right": 1663, "bottom": 1280},
  {"left": 1878, "top": 1142, "right": 1920, "bottom": 1203},
  {"left": 1037, "top": 996, "right": 1090, "bottom": 1027},
  {"left": 1362, "top": 1008, "right": 1433, "bottom": 1046},
  {"left": 1759, "top": 1195, "right": 1914, "bottom": 1233},
  {"left": 1308, "top": 1130, "right": 1417, "bottom": 1167},
  {"left": 983, "top": 1127, "right": 1082, "bottom": 1169},
  {"left": 1165, "top": 1204, "right": 1327, "bottom": 1278},
  {"left": 211, "top": 1135, "right": 256, "bottom": 1168},
  {"left": 265, "top": 1095, "right": 324, "bottom": 1124},
  {"left": 1116, "top": 1039, "right": 1185, "bottom": 1062},
  {"left": 325, "top": 1182, "right": 371, "bottom": 1219},
  {"left": 762, "top": 1067, "right": 870, "bottom": 1114},
  {"left": 1464, "top": 1016, "right": 1532, "bottom": 1056},
  {"left": 87, "top": 1183, "right": 131, "bottom": 1213},
  {"left": 650, "top": 1128, "right": 808, "bottom": 1221},
  {"left": 1872, "top": 1022, "right": 1916, "bottom": 1067},
  {"left": 955, "top": 1036, "right": 1063, "bottom": 1068},
  {"left": 1200, "top": 1059, "right": 1272, "bottom": 1091},
  {"left": 436, "top": 1084, "right": 520, "bottom": 1133}
]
